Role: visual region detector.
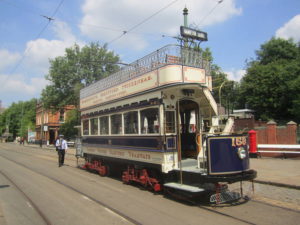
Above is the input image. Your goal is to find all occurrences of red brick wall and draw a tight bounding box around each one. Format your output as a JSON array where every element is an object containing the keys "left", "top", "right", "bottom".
[
  {"left": 234, "top": 119, "right": 298, "bottom": 145},
  {"left": 256, "top": 128, "right": 267, "bottom": 144}
]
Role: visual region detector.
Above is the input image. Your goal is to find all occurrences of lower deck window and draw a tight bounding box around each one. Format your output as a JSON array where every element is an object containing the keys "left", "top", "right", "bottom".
[
  {"left": 100, "top": 116, "right": 109, "bottom": 135},
  {"left": 124, "top": 111, "right": 138, "bottom": 134},
  {"left": 165, "top": 111, "right": 175, "bottom": 133},
  {"left": 90, "top": 118, "right": 98, "bottom": 135},
  {"left": 111, "top": 114, "right": 122, "bottom": 134},
  {"left": 140, "top": 108, "right": 159, "bottom": 134},
  {"left": 82, "top": 120, "right": 89, "bottom": 135}
]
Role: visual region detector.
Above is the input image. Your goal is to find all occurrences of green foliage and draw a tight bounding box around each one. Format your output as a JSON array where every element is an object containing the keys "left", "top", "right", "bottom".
[
  {"left": 41, "top": 42, "right": 120, "bottom": 110},
  {"left": 239, "top": 38, "right": 300, "bottom": 122},
  {"left": 211, "top": 64, "right": 238, "bottom": 113},
  {"left": 0, "top": 99, "right": 37, "bottom": 138},
  {"left": 59, "top": 109, "right": 80, "bottom": 140},
  {"left": 256, "top": 38, "right": 298, "bottom": 65}
]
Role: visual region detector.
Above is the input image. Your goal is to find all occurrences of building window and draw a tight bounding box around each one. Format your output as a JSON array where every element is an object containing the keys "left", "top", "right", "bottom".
[
  {"left": 140, "top": 108, "right": 159, "bottom": 134},
  {"left": 83, "top": 120, "right": 89, "bottom": 135},
  {"left": 165, "top": 111, "right": 176, "bottom": 133},
  {"left": 100, "top": 116, "right": 109, "bottom": 135},
  {"left": 124, "top": 111, "right": 138, "bottom": 134},
  {"left": 90, "top": 118, "right": 98, "bottom": 135},
  {"left": 59, "top": 109, "right": 65, "bottom": 122},
  {"left": 111, "top": 114, "right": 122, "bottom": 134}
]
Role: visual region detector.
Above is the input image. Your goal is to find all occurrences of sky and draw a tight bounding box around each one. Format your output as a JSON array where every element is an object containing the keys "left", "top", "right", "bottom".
[{"left": 0, "top": 0, "right": 299, "bottom": 107}]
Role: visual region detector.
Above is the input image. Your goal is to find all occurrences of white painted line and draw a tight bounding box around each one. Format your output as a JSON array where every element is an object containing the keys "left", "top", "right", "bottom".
[
  {"left": 26, "top": 202, "right": 33, "bottom": 208},
  {"left": 104, "top": 207, "right": 128, "bottom": 222},
  {"left": 82, "top": 195, "right": 92, "bottom": 202}
]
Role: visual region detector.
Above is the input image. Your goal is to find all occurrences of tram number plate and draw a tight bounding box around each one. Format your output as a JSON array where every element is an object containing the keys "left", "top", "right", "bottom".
[{"left": 231, "top": 137, "right": 247, "bottom": 147}]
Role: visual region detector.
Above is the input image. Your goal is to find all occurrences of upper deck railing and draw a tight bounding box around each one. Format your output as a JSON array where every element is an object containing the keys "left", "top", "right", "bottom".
[{"left": 80, "top": 44, "right": 211, "bottom": 99}]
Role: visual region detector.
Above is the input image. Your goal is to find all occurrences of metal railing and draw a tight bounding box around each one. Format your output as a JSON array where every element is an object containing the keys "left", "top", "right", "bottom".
[
  {"left": 80, "top": 45, "right": 211, "bottom": 99},
  {"left": 257, "top": 144, "right": 300, "bottom": 157}
]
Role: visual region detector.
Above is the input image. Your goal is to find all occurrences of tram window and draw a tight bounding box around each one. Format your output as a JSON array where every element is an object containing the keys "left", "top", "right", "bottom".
[
  {"left": 165, "top": 111, "right": 175, "bottom": 133},
  {"left": 111, "top": 114, "right": 122, "bottom": 134},
  {"left": 124, "top": 111, "right": 138, "bottom": 134},
  {"left": 82, "top": 120, "right": 89, "bottom": 135},
  {"left": 100, "top": 116, "right": 109, "bottom": 135},
  {"left": 90, "top": 118, "right": 98, "bottom": 135},
  {"left": 140, "top": 108, "right": 159, "bottom": 134}
]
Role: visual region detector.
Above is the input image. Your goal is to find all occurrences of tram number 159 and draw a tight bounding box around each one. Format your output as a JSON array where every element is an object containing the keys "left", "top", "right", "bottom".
[{"left": 231, "top": 137, "right": 247, "bottom": 147}]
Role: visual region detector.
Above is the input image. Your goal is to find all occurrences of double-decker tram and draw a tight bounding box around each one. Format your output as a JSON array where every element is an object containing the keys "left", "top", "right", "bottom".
[{"left": 78, "top": 44, "right": 257, "bottom": 204}]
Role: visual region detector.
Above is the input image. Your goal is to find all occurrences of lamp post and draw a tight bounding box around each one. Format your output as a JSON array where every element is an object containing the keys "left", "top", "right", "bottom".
[{"left": 219, "top": 80, "right": 227, "bottom": 110}]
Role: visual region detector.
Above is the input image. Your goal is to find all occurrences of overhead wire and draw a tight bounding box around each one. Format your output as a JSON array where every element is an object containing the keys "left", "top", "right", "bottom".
[
  {"left": 7, "top": 0, "right": 66, "bottom": 77},
  {"left": 196, "top": 0, "right": 224, "bottom": 27},
  {"left": 107, "top": 0, "right": 179, "bottom": 45}
]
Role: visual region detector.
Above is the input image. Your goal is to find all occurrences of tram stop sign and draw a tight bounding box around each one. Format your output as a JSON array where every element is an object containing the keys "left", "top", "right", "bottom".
[{"left": 180, "top": 26, "right": 208, "bottom": 41}]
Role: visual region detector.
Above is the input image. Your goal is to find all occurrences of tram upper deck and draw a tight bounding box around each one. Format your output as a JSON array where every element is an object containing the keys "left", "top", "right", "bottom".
[{"left": 80, "top": 45, "right": 214, "bottom": 111}]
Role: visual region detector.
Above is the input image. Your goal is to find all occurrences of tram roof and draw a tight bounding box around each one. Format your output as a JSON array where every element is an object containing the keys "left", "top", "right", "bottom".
[{"left": 80, "top": 44, "right": 211, "bottom": 100}]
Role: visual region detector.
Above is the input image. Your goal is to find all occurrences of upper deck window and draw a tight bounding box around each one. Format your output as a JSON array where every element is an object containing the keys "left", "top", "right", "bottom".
[
  {"left": 124, "top": 111, "right": 138, "bottom": 134},
  {"left": 140, "top": 108, "right": 159, "bottom": 134},
  {"left": 111, "top": 114, "right": 122, "bottom": 135},
  {"left": 82, "top": 120, "right": 89, "bottom": 135},
  {"left": 90, "top": 118, "right": 98, "bottom": 135},
  {"left": 100, "top": 116, "right": 109, "bottom": 135}
]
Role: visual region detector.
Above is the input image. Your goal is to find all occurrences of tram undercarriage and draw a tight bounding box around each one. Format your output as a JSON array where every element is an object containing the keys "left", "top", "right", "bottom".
[{"left": 78, "top": 152, "right": 256, "bottom": 205}]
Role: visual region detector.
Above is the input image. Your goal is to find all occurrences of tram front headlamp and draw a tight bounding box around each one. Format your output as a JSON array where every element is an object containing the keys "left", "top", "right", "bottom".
[{"left": 237, "top": 147, "right": 247, "bottom": 159}]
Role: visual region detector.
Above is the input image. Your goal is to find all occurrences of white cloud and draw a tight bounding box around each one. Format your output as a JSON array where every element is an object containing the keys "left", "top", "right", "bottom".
[
  {"left": 0, "top": 49, "right": 21, "bottom": 71},
  {"left": 225, "top": 69, "right": 246, "bottom": 82},
  {"left": 0, "top": 73, "right": 49, "bottom": 97},
  {"left": 23, "top": 20, "right": 82, "bottom": 74},
  {"left": 79, "top": 0, "right": 242, "bottom": 49},
  {"left": 275, "top": 14, "right": 300, "bottom": 42},
  {"left": 1, "top": 20, "right": 82, "bottom": 106}
]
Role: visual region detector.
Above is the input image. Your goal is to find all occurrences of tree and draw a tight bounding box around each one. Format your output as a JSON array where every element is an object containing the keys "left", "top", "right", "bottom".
[
  {"left": 0, "top": 99, "right": 36, "bottom": 139},
  {"left": 41, "top": 42, "right": 120, "bottom": 110},
  {"left": 59, "top": 109, "right": 80, "bottom": 140},
  {"left": 238, "top": 38, "right": 300, "bottom": 122},
  {"left": 188, "top": 45, "right": 238, "bottom": 113}
]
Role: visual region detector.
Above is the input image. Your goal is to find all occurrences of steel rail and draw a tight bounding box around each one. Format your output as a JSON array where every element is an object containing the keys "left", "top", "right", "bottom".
[
  {"left": 0, "top": 151, "right": 141, "bottom": 225},
  {"left": 0, "top": 169, "right": 52, "bottom": 225}
]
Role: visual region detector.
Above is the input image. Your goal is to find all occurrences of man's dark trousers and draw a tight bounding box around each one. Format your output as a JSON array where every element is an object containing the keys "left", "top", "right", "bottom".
[{"left": 58, "top": 149, "right": 65, "bottom": 166}]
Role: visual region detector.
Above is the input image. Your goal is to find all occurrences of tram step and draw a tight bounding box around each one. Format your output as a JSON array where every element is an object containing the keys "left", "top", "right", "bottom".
[{"left": 164, "top": 182, "right": 205, "bottom": 193}]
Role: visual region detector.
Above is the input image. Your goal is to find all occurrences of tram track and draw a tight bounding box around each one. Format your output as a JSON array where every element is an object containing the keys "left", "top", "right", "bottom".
[
  {"left": 0, "top": 152, "right": 256, "bottom": 225},
  {"left": 0, "top": 144, "right": 299, "bottom": 225},
  {"left": 0, "top": 150, "right": 141, "bottom": 225},
  {"left": 0, "top": 169, "right": 52, "bottom": 225}
]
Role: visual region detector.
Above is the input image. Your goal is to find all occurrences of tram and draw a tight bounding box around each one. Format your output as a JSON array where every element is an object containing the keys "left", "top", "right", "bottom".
[{"left": 78, "top": 44, "right": 257, "bottom": 204}]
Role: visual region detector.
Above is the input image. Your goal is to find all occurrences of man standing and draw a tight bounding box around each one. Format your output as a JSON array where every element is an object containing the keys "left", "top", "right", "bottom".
[{"left": 55, "top": 134, "right": 68, "bottom": 167}]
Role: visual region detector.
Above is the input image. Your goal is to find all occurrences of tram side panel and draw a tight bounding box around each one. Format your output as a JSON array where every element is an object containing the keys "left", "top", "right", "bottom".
[{"left": 81, "top": 135, "right": 178, "bottom": 174}]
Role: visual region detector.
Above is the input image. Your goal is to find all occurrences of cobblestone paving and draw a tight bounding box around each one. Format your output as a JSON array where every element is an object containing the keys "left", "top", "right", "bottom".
[{"left": 229, "top": 182, "right": 300, "bottom": 211}]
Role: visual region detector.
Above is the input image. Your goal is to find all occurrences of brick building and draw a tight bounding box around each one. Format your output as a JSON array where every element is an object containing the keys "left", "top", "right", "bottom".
[{"left": 35, "top": 102, "right": 75, "bottom": 145}]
